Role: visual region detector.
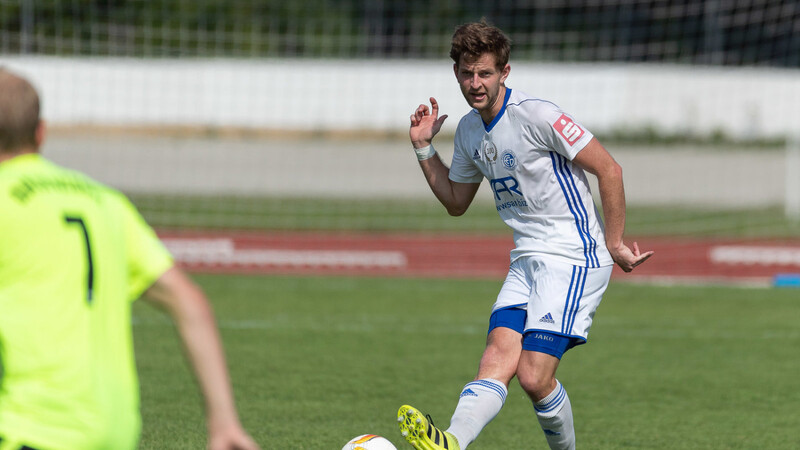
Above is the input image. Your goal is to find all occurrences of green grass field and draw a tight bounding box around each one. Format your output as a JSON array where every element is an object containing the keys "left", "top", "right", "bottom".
[
  {"left": 130, "top": 194, "right": 800, "bottom": 239},
  {"left": 133, "top": 274, "right": 800, "bottom": 449}
]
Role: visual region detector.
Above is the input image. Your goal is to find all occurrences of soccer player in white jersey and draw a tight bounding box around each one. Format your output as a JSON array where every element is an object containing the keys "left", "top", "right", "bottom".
[{"left": 397, "top": 21, "right": 653, "bottom": 450}]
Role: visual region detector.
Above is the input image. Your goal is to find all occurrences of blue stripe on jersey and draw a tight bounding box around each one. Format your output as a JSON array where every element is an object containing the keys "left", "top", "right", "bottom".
[
  {"left": 559, "top": 159, "right": 601, "bottom": 267},
  {"left": 483, "top": 88, "right": 513, "bottom": 133},
  {"left": 553, "top": 154, "right": 592, "bottom": 265},
  {"left": 550, "top": 152, "right": 596, "bottom": 267}
]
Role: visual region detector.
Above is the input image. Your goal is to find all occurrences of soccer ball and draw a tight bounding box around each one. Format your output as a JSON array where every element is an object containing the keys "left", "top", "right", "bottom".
[{"left": 341, "top": 434, "right": 397, "bottom": 450}]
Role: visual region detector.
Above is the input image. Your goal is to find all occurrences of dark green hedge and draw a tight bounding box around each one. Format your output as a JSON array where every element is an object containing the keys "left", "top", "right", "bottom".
[{"left": 2, "top": 0, "right": 797, "bottom": 66}]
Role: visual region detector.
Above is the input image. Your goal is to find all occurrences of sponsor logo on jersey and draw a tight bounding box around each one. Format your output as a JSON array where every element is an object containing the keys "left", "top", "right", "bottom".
[
  {"left": 472, "top": 148, "right": 481, "bottom": 160},
  {"left": 552, "top": 114, "right": 584, "bottom": 146},
  {"left": 490, "top": 175, "right": 529, "bottom": 211},
  {"left": 500, "top": 150, "right": 517, "bottom": 170},
  {"left": 490, "top": 176, "right": 522, "bottom": 200},
  {"left": 483, "top": 141, "right": 498, "bottom": 162}
]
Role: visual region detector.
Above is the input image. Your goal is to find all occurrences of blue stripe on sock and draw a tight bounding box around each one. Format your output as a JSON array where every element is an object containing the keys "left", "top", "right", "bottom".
[
  {"left": 466, "top": 379, "right": 508, "bottom": 403},
  {"left": 466, "top": 380, "right": 507, "bottom": 403},
  {"left": 534, "top": 383, "right": 566, "bottom": 414}
]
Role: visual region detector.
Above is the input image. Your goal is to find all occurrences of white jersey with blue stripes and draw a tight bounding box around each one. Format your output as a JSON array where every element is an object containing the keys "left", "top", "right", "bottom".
[{"left": 448, "top": 87, "right": 613, "bottom": 268}]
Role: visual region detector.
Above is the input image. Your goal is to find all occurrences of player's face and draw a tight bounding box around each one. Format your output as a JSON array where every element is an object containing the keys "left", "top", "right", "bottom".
[{"left": 454, "top": 53, "right": 510, "bottom": 122}]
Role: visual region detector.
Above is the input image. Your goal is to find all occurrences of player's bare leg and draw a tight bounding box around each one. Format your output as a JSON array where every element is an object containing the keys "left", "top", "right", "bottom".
[
  {"left": 517, "top": 350, "right": 575, "bottom": 450},
  {"left": 442, "top": 327, "right": 518, "bottom": 448},
  {"left": 474, "top": 326, "right": 523, "bottom": 385}
]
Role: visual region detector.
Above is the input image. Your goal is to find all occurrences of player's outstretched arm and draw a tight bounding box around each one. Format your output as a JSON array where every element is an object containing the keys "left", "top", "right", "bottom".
[
  {"left": 573, "top": 138, "right": 653, "bottom": 272},
  {"left": 144, "top": 267, "right": 260, "bottom": 450},
  {"left": 409, "top": 98, "right": 480, "bottom": 216}
]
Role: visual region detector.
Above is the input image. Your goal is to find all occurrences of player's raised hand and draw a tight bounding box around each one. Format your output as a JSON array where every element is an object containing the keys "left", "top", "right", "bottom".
[
  {"left": 410, "top": 97, "right": 448, "bottom": 149},
  {"left": 610, "top": 241, "right": 653, "bottom": 273}
]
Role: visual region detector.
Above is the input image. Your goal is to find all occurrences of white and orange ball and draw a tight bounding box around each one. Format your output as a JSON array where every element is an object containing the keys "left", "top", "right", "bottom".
[{"left": 341, "top": 434, "right": 397, "bottom": 450}]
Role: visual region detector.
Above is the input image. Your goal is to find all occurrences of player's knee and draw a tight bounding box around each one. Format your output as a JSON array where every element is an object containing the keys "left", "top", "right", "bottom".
[
  {"left": 517, "top": 371, "right": 555, "bottom": 402},
  {"left": 476, "top": 326, "right": 523, "bottom": 381},
  {"left": 476, "top": 348, "right": 518, "bottom": 384}
]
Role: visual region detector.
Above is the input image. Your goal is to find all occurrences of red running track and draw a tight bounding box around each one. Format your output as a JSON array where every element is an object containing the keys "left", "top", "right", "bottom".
[{"left": 158, "top": 230, "right": 800, "bottom": 286}]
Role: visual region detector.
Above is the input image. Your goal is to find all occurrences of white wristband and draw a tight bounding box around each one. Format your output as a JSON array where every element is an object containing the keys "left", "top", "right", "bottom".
[{"left": 414, "top": 144, "right": 436, "bottom": 161}]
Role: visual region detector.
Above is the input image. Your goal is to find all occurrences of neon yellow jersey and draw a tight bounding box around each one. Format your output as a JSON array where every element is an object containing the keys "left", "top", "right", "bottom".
[{"left": 0, "top": 154, "right": 173, "bottom": 449}]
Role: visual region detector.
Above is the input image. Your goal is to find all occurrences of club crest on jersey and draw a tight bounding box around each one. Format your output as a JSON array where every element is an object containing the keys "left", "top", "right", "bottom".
[
  {"left": 500, "top": 150, "right": 517, "bottom": 170},
  {"left": 552, "top": 114, "right": 584, "bottom": 146},
  {"left": 483, "top": 141, "right": 498, "bottom": 162}
]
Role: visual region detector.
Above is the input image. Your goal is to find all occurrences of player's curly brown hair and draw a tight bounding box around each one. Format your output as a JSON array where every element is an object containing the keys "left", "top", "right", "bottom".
[
  {"left": 449, "top": 19, "right": 511, "bottom": 69},
  {"left": 0, "top": 68, "right": 40, "bottom": 152}
]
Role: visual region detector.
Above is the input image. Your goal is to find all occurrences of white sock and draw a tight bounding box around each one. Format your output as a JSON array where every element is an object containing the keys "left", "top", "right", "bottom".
[
  {"left": 534, "top": 380, "right": 575, "bottom": 450},
  {"left": 446, "top": 378, "right": 507, "bottom": 449}
]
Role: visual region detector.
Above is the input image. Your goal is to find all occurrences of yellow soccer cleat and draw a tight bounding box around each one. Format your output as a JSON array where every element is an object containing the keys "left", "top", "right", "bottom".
[{"left": 397, "top": 405, "right": 460, "bottom": 450}]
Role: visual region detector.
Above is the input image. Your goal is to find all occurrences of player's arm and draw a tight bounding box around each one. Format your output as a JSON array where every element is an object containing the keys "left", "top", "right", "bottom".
[
  {"left": 410, "top": 97, "right": 481, "bottom": 216},
  {"left": 143, "top": 267, "right": 260, "bottom": 450},
  {"left": 572, "top": 138, "right": 653, "bottom": 272},
  {"left": 419, "top": 155, "right": 481, "bottom": 216}
]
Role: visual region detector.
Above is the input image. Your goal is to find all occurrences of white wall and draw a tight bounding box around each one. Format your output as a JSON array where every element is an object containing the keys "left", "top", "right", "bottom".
[{"left": 4, "top": 56, "right": 799, "bottom": 139}]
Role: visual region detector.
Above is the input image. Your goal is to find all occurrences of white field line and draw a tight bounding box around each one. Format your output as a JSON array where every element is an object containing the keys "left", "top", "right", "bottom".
[
  {"left": 162, "top": 238, "right": 407, "bottom": 269},
  {"left": 710, "top": 246, "right": 800, "bottom": 267},
  {"left": 616, "top": 275, "right": 773, "bottom": 289}
]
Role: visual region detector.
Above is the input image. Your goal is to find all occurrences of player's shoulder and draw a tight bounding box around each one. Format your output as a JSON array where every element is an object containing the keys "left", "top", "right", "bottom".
[
  {"left": 506, "top": 89, "right": 562, "bottom": 119},
  {"left": 43, "top": 158, "right": 125, "bottom": 201},
  {"left": 454, "top": 108, "right": 485, "bottom": 140},
  {"left": 0, "top": 154, "right": 125, "bottom": 205},
  {"left": 506, "top": 89, "right": 573, "bottom": 136},
  {"left": 456, "top": 108, "right": 482, "bottom": 127}
]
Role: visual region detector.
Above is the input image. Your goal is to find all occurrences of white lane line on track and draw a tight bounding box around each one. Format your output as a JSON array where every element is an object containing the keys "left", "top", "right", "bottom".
[{"left": 162, "top": 238, "right": 407, "bottom": 268}]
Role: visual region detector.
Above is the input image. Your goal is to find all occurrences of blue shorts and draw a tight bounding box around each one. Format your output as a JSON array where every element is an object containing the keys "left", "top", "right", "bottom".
[{"left": 488, "top": 307, "right": 578, "bottom": 359}]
